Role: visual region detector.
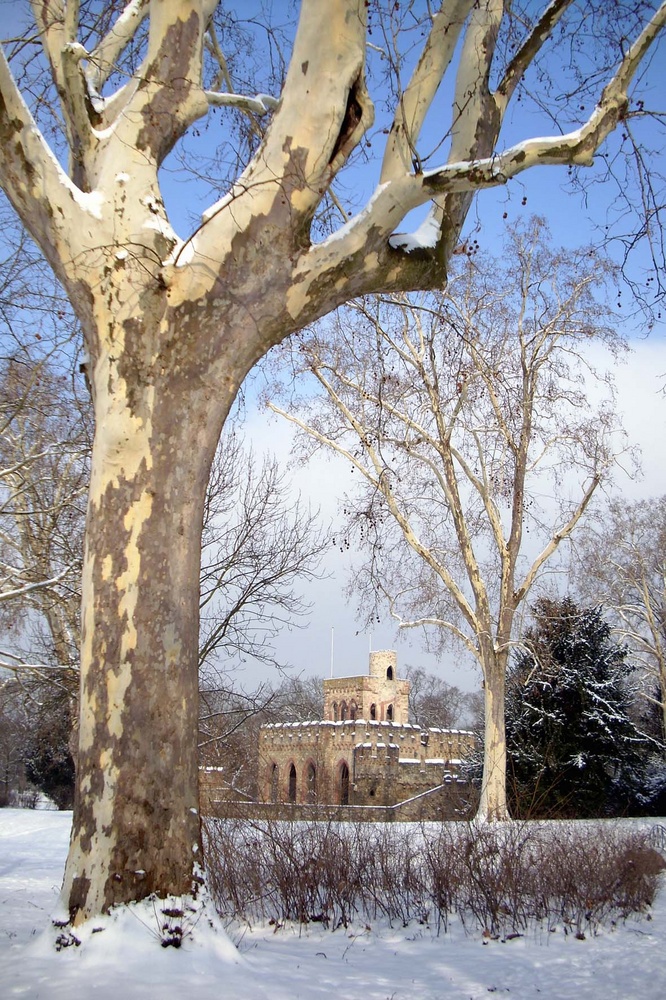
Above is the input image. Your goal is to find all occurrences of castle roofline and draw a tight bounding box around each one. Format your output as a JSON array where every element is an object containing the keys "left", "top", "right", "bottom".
[{"left": 261, "top": 718, "right": 473, "bottom": 736}]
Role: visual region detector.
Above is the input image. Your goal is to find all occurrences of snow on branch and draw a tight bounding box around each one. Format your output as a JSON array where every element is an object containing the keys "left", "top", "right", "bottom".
[
  {"left": 0, "top": 47, "right": 85, "bottom": 248},
  {"left": 204, "top": 91, "right": 279, "bottom": 114},
  {"left": 0, "top": 567, "right": 70, "bottom": 604},
  {"left": 85, "top": 0, "right": 150, "bottom": 95},
  {"left": 380, "top": 0, "right": 473, "bottom": 183},
  {"left": 322, "top": 1, "right": 666, "bottom": 270}
]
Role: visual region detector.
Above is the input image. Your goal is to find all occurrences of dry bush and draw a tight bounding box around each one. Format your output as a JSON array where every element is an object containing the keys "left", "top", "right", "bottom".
[{"left": 203, "top": 818, "right": 665, "bottom": 938}]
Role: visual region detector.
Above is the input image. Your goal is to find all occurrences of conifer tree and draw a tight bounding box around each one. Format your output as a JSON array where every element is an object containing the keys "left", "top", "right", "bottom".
[{"left": 506, "top": 598, "right": 654, "bottom": 817}]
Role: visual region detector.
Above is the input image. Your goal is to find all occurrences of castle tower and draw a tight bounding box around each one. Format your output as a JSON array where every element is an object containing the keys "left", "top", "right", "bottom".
[{"left": 323, "top": 650, "right": 409, "bottom": 723}]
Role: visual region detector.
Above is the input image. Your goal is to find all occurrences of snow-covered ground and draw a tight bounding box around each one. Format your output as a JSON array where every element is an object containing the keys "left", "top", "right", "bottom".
[{"left": 1, "top": 808, "right": 665, "bottom": 999}]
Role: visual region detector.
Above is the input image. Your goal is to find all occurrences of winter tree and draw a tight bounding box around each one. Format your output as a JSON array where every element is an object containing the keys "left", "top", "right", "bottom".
[
  {"left": 0, "top": 359, "right": 89, "bottom": 683},
  {"left": 199, "top": 672, "right": 325, "bottom": 800},
  {"left": 271, "top": 221, "right": 628, "bottom": 819},
  {"left": 199, "top": 427, "right": 327, "bottom": 677},
  {"left": 504, "top": 597, "right": 655, "bottom": 818},
  {"left": 405, "top": 665, "right": 477, "bottom": 730},
  {"left": 0, "top": 0, "right": 664, "bottom": 924},
  {"left": 0, "top": 677, "right": 31, "bottom": 806},
  {"left": 574, "top": 496, "right": 666, "bottom": 738}
]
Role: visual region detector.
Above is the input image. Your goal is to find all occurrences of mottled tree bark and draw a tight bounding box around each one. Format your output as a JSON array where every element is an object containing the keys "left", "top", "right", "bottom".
[
  {"left": 63, "top": 342, "right": 229, "bottom": 921},
  {"left": 478, "top": 650, "right": 509, "bottom": 822}
]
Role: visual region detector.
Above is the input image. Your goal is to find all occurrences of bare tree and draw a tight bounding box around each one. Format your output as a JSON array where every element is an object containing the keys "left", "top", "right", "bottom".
[
  {"left": 573, "top": 496, "right": 666, "bottom": 737},
  {"left": 0, "top": 0, "right": 663, "bottom": 922},
  {"left": 271, "top": 222, "right": 630, "bottom": 819},
  {"left": 198, "top": 672, "right": 325, "bottom": 801},
  {"left": 199, "top": 427, "right": 328, "bottom": 677},
  {"left": 404, "top": 665, "right": 473, "bottom": 730},
  {"left": 0, "top": 359, "right": 89, "bottom": 693},
  {"left": 0, "top": 677, "right": 31, "bottom": 806}
]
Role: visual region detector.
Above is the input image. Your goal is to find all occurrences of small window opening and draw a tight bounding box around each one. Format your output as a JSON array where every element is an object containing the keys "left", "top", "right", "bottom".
[
  {"left": 386, "top": 703, "right": 394, "bottom": 722},
  {"left": 332, "top": 701, "right": 338, "bottom": 721},
  {"left": 288, "top": 763, "right": 297, "bottom": 803},
  {"left": 270, "top": 763, "right": 279, "bottom": 803},
  {"left": 370, "top": 703, "right": 377, "bottom": 720},
  {"left": 340, "top": 701, "right": 348, "bottom": 721},
  {"left": 386, "top": 665, "right": 394, "bottom": 680}
]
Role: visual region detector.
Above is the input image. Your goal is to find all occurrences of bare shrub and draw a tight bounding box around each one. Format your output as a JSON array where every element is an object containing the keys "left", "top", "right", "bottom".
[{"left": 203, "top": 818, "right": 664, "bottom": 938}]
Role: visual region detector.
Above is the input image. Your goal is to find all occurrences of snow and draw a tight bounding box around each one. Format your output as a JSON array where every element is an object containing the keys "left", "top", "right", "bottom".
[
  {"left": 69, "top": 186, "right": 106, "bottom": 220},
  {"left": 316, "top": 183, "right": 391, "bottom": 248},
  {"left": 2, "top": 809, "right": 666, "bottom": 999},
  {"left": 388, "top": 210, "right": 441, "bottom": 253}
]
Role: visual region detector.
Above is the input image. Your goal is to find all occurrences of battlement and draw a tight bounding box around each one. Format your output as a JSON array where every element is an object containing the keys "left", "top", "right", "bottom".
[
  {"left": 251, "top": 651, "right": 476, "bottom": 812},
  {"left": 260, "top": 718, "right": 474, "bottom": 773}
]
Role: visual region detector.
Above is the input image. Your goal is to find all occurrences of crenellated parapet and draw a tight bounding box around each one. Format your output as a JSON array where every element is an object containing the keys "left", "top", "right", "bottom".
[
  {"left": 258, "top": 710, "right": 474, "bottom": 808},
  {"left": 199, "top": 651, "right": 477, "bottom": 814}
]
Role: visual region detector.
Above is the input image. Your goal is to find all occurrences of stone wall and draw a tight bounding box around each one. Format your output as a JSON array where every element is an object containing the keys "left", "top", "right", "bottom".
[
  {"left": 204, "top": 781, "right": 472, "bottom": 822},
  {"left": 256, "top": 718, "right": 474, "bottom": 808},
  {"left": 200, "top": 650, "right": 477, "bottom": 819}
]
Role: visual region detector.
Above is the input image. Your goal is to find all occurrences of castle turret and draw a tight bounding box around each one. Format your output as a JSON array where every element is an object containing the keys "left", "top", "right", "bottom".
[{"left": 369, "top": 650, "right": 397, "bottom": 680}]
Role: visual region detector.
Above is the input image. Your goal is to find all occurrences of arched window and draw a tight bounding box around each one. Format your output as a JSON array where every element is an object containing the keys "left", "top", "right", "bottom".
[
  {"left": 288, "top": 763, "right": 297, "bottom": 803},
  {"left": 306, "top": 762, "right": 316, "bottom": 803},
  {"left": 350, "top": 700, "right": 358, "bottom": 721},
  {"left": 339, "top": 761, "right": 350, "bottom": 806},
  {"left": 340, "top": 701, "right": 348, "bottom": 721},
  {"left": 386, "top": 703, "right": 394, "bottom": 722},
  {"left": 270, "top": 763, "right": 279, "bottom": 803},
  {"left": 370, "top": 703, "right": 376, "bottom": 720},
  {"left": 386, "top": 665, "right": 394, "bottom": 680},
  {"left": 332, "top": 701, "right": 338, "bottom": 721}
]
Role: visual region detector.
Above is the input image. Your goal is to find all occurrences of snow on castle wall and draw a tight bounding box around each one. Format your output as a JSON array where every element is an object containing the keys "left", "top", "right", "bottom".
[{"left": 257, "top": 652, "right": 475, "bottom": 811}]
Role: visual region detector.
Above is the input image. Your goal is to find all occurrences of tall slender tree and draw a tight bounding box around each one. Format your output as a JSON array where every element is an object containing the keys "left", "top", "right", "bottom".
[
  {"left": 271, "top": 222, "right": 629, "bottom": 819},
  {"left": 0, "top": 1, "right": 664, "bottom": 925}
]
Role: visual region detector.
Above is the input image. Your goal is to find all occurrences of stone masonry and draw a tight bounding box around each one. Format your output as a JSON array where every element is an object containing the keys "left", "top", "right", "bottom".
[{"left": 257, "top": 651, "right": 474, "bottom": 811}]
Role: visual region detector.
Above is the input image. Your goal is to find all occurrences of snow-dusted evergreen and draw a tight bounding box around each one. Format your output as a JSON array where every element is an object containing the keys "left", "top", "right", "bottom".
[{"left": 505, "top": 597, "right": 659, "bottom": 817}]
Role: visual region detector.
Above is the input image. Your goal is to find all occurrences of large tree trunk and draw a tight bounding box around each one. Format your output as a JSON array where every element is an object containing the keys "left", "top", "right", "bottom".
[
  {"left": 477, "top": 648, "right": 509, "bottom": 822},
  {"left": 62, "top": 346, "right": 226, "bottom": 924}
]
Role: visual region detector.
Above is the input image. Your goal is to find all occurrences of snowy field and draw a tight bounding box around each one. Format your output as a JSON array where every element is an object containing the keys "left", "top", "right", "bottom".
[{"left": 1, "top": 808, "right": 666, "bottom": 1000}]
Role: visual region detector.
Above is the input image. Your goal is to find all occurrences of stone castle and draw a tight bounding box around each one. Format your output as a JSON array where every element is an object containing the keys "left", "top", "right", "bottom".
[{"left": 257, "top": 650, "right": 474, "bottom": 815}]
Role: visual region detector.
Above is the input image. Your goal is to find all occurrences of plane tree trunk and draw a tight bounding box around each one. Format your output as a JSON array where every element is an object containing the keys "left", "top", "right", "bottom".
[
  {"left": 478, "top": 645, "right": 509, "bottom": 822},
  {"left": 62, "top": 332, "right": 230, "bottom": 921}
]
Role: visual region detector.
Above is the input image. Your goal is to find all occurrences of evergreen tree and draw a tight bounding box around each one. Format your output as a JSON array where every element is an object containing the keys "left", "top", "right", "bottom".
[{"left": 506, "top": 598, "right": 655, "bottom": 818}]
